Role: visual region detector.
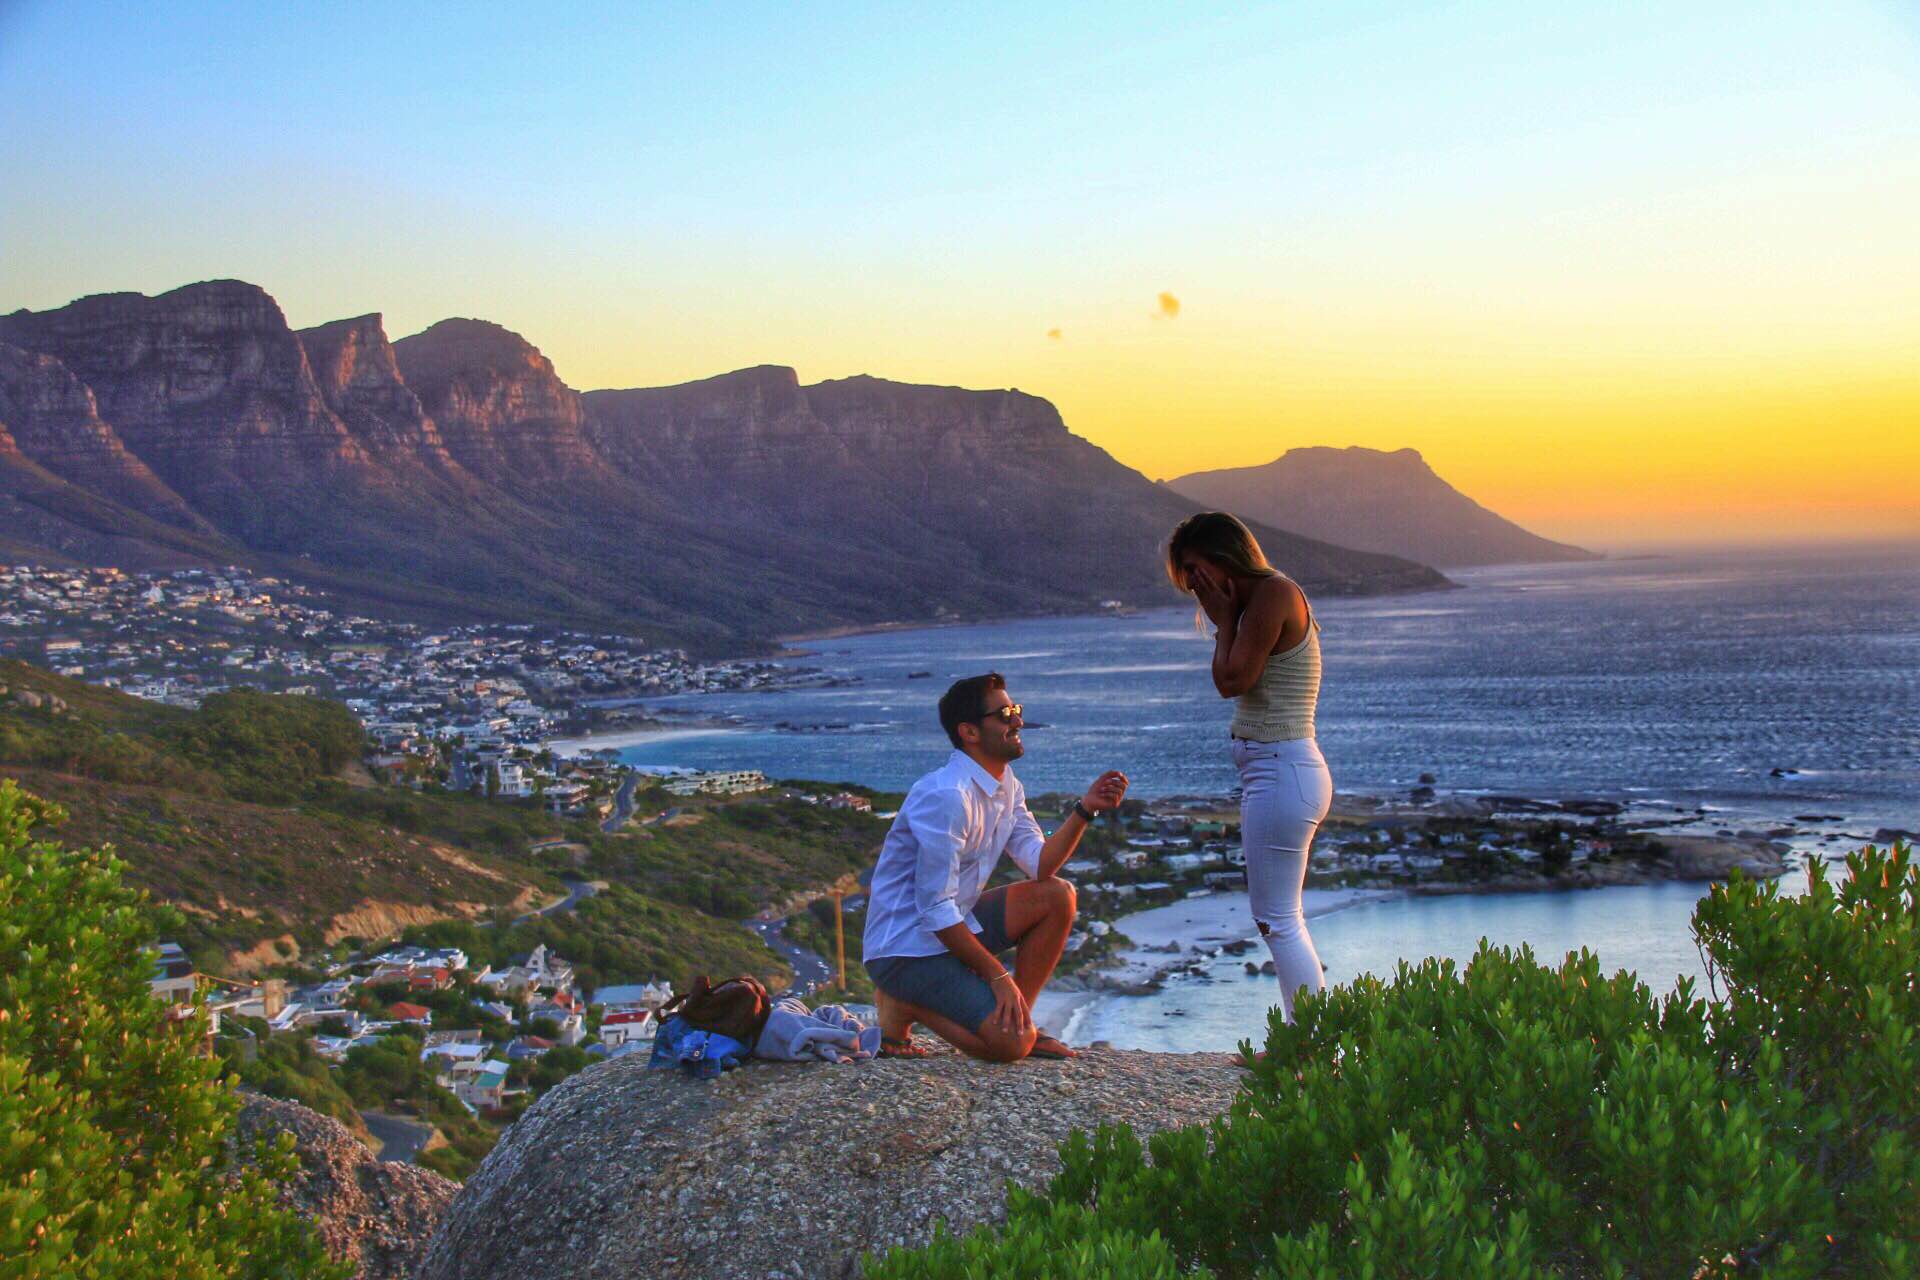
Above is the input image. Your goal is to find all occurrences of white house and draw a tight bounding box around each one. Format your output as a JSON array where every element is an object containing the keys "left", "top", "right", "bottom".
[
  {"left": 493, "top": 760, "right": 534, "bottom": 799},
  {"left": 599, "top": 1008, "right": 656, "bottom": 1050}
]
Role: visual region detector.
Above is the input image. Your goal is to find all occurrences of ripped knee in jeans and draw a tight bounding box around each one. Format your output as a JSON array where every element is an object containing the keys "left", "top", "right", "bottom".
[{"left": 1256, "top": 920, "right": 1270, "bottom": 936}]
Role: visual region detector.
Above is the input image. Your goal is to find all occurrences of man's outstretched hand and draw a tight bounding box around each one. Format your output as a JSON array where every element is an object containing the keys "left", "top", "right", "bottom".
[{"left": 1081, "top": 770, "right": 1129, "bottom": 814}]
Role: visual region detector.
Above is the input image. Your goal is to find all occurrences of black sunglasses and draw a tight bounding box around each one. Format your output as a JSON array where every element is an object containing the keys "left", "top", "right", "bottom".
[{"left": 976, "top": 703, "right": 1024, "bottom": 724}]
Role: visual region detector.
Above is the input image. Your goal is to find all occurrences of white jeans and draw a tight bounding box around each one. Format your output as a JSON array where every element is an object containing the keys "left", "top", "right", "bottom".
[{"left": 1232, "top": 736, "right": 1333, "bottom": 1023}]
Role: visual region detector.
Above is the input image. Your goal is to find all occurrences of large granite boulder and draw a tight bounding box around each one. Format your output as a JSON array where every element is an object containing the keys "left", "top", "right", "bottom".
[
  {"left": 419, "top": 1046, "right": 1242, "bottom": 1280},
  {"left": 232, "top": 1095, "right": 457, "bottom": 1280}
]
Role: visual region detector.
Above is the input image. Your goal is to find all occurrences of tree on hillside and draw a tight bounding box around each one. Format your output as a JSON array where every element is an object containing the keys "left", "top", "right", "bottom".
[{"left": 0, "top": 779, "right": 345, "bottom": 1280}]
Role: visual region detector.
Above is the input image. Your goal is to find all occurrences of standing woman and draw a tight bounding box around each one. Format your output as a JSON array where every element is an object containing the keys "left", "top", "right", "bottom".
[{"left": 1166, "top": 512, "right": 1333, "bottom": 1035}]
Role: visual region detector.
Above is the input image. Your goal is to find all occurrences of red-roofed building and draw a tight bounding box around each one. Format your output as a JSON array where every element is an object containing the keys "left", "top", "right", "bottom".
[
  {"left": 388, "top": 1002, "right": 433, "bottom": 1025},
  {"left": 408, "top": 966, "right": 453, "bottom": 992},
  {"left": 599, "top": 1008, "right": 655, "bottom": 1049}
]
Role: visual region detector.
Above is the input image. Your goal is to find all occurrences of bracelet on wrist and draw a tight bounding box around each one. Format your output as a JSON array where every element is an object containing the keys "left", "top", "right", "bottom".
[
  {"left": 990, "top": 970, "right": 1015, "bottom": 986},
  {"left": 1072, "top": 799, "right": 1097, "bottom": 823}
]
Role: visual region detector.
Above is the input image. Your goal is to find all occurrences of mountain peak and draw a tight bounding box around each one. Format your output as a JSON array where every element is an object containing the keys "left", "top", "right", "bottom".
[
  {"left": 1171, "top": 446, "right": 1594, "bottom": 568},
  {"left": 397, "top": 317, "right": 558, "bottom": 367}
]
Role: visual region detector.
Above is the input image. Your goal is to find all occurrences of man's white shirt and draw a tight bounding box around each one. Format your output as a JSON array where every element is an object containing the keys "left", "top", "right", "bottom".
[{"left": 862, "top": 750, "right": 1046, "bottom": 960}]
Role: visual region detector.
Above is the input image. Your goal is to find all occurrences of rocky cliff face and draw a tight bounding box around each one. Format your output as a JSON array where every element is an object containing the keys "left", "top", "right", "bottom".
[
  {"left": 0, "top": 281, "right": 377, "bottom": 547},
  {"left": 0, "top": 279, "right": 1452, "bottom": 647},
  {"left": 1170, "top": 446, "right": 1596, "bottom": 568},
  {"left": 419, "top": 1047, "right": 1242, "bottom": 1280},
  {"left": 231, "top": 1095, "right": 457, "bottom": 1280},
  {"left": 0, "top": 341, "right": 206, "bottom": 528},
  {"left": 392, "top": 318, "right": 617, "bottom": 495},
  {"left": 296, "top": 315, "right": 454, "bottom": 464}
]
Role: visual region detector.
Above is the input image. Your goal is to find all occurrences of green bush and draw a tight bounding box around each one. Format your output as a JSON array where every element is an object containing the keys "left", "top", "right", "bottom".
[
  {"left": 870, "top": 841, "right": 1918, "bottom": 1279},
  {"left": 160, "top": 690, "right": 363, "bottom": 803},
  {"left": 0, "top": 780, "right": 344, "bottom": 1279}
]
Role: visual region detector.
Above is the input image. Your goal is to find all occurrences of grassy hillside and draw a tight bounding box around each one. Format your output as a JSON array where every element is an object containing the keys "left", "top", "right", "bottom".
[
  {"left": 0, "top": 660, "right": 552, "bottom": 968},
  {"left": 0, "top": 660, "right": 892, "bottom": 989},
  {"left": 584, "top": 794, "right": 886, "bottom": 918},
  {"left": 8, "top": 767, "right": 544, "bottom": 970}
]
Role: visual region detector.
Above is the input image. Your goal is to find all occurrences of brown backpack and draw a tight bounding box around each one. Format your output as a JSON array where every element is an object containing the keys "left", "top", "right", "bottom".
[{"left": 658, "top": 975, "right": 773, "bottom": 1045}]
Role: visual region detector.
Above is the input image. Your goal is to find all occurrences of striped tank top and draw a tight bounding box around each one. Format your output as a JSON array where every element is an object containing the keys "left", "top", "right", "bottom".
[{"left": 1230, "top": 588, "right": 1322, "bottom": 742}]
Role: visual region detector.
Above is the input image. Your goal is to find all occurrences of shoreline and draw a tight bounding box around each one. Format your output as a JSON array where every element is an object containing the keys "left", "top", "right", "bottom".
[
  {"left": 1035, "top": 887, "right": 1392, "bottom": 1042},
  {"left": 1055, "top": 886, "right": 1395, "bottom": 994}
]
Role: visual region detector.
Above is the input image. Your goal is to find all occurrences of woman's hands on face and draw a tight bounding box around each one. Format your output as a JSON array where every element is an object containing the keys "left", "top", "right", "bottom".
[{"left": 1191, "top": 562, "right": 1238, "bottom": 628}]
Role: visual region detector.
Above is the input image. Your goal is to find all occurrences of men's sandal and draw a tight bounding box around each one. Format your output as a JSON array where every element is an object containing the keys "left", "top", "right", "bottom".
[{"left": 1028, "top": 1035, "right": 1077, "bottom": 1060}]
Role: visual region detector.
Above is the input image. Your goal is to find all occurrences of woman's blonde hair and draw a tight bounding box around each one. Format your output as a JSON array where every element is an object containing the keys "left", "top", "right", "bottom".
[{"left": 1165, "top": 510, "right": 1278, "bottom": 598}]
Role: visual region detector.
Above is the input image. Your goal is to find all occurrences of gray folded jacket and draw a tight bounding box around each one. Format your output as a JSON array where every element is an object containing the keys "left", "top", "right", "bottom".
[{"left": 753, "top": 997, "right": 884, "bottom": 1063}]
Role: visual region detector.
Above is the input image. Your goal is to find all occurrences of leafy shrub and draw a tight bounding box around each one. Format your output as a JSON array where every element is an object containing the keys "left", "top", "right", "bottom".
[
  {"left": 0, "top": 779, "right": 344, "bottom": 1279},
  {"left": 160, "top": 690, "right": 363, "bottom": 803},
  {"left": 869, "top": 842, "right": 1918, "bottom": 1279}
]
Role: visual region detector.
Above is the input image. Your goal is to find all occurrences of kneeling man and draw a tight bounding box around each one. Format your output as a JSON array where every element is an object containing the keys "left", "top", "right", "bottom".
[{"left": 864, "top": 673, "right": 1127, "bottom": 1062}]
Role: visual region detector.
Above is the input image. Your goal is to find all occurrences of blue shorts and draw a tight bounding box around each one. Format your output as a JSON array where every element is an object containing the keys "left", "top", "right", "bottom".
[{"left": 865, "top": 884, "right": 1016, "bottom": 1034}]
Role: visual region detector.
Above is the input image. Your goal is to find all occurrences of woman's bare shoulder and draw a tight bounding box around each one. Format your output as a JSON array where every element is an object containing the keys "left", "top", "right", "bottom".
[
  {"left": 1250, "top": 575, "right": 1309, "bottom": 643},
  {"left": 1252, "top": 574, "right": 1306, "bottom": 611}
]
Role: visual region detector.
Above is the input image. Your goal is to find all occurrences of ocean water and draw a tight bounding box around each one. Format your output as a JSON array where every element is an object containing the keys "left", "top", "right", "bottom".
[
  {"left": 612, "top": 545, "right": 1919, "bottom": 832},
  {"left": 609, "top": 545, "right": 1919, "bottom": 1048}
]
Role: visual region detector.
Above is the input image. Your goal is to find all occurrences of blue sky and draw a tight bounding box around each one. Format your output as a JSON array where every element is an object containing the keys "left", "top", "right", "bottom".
[{"left": 3, "top": 2, "right": 1917, "bottom": 544}]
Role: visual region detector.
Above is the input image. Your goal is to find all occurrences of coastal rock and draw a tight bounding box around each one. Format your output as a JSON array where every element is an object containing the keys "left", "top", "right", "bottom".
[
  {"left": 1655, "top": 835, "right": 1788, "bottom": 881},
  {"left": 232, "top": 1094, "right": 456, "bottom": 1280},
  {"left": 418, "top": 1046, "right": 1242, "bottom": 1280}
]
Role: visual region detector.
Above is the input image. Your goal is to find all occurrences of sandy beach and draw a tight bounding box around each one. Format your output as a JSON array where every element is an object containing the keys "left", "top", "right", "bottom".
[{"left": 1033, "top": 886, "right": 1394, "bottom": 1037}]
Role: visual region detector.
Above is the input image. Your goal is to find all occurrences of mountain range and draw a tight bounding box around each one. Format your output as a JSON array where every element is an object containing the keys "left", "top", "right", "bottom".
[
  {"left": 1169, "top": 447, "right": 1595, "bottom": 568},
  {"left": 0, "top": 281, "right": 1447, "bottom": 650}
]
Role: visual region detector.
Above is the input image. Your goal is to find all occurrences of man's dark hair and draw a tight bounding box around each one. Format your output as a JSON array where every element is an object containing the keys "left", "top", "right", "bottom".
[{"left": 939, "top": 672, "right": 1006, "bottom": 749}]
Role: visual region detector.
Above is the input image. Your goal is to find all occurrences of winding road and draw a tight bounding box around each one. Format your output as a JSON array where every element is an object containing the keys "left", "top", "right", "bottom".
[
  {"left": 515, "top": 877, "right": 600, "bottom": 923},
  {"left": 601, "top": 773, "right": 640, "bottom": 833},
  {"left": 361, "top": 1110, "right": 434, "bottom": 1164},
  {"left": 747, "top": 915, "right": 836, "bottom": 996}
]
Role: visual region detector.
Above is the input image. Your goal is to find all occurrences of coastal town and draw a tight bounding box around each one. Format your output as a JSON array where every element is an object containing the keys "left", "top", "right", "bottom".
[
  {"left": 0, "top": 561, "right": 801, "bottom": 726},
  {"left": 0, "top": 562, "right": 827, "bottom": 819}
]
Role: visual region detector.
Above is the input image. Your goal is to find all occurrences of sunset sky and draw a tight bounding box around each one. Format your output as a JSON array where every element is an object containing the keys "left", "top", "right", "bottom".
[{"left": 3, "top": 2, "right": 1917, "bottom": 550}]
